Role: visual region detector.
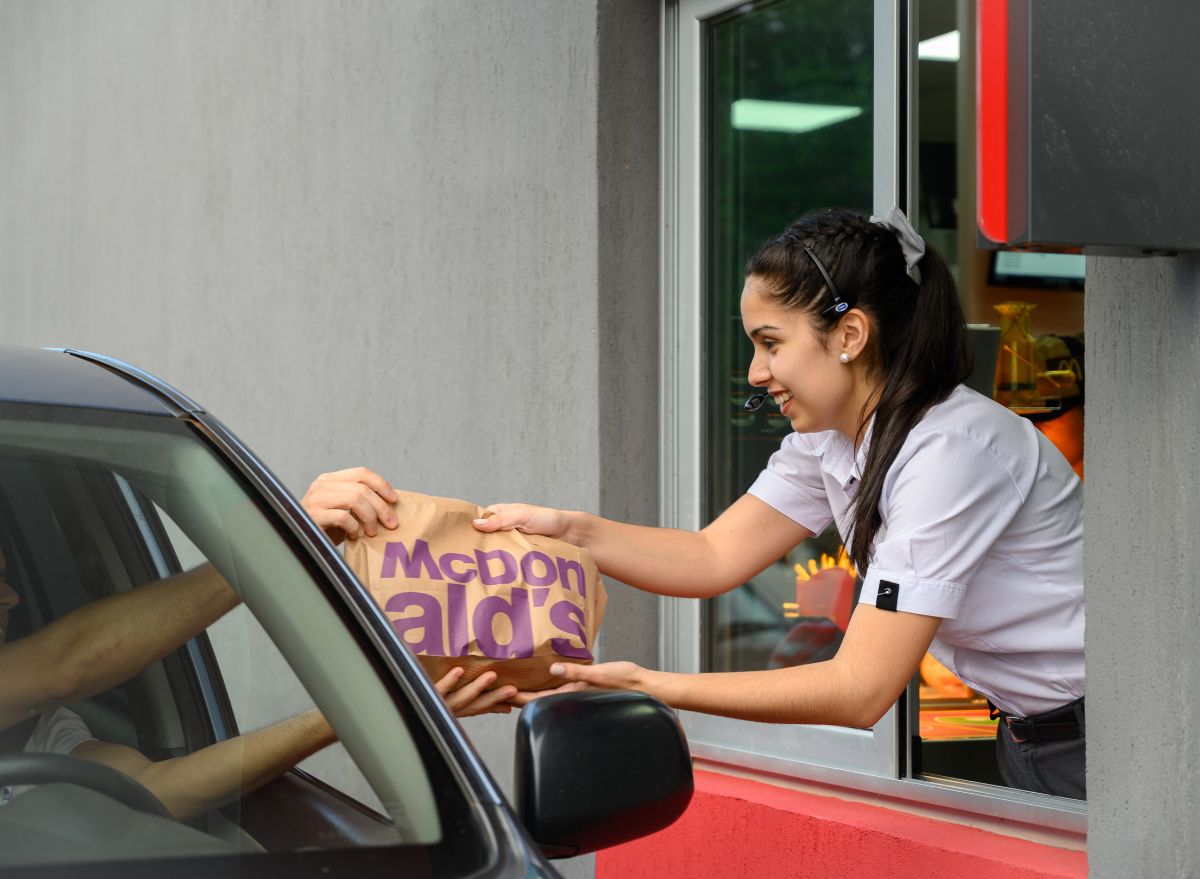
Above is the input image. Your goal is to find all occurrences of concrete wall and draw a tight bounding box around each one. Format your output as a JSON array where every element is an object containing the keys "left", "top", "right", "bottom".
[
  {"left": 0, "top": 2, "right": 660, "bottom": 875},
  {"left": 1086, "top": 254, "right": 1200, "bottom": 877}
]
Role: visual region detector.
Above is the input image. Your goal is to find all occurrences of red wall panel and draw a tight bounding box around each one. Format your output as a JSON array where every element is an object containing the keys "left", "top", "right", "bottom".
[{"left": 597, "top": 770, "right": 1086, "bottom": 879}]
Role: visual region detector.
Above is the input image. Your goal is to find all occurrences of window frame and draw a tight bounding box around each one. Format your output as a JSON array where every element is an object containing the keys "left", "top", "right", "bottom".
[
  {"left": 114, "top": 474, "right": 239, "bottom": 745},
  {"left": 659, "top": 0, "right": 1086, "bottom": 832}
]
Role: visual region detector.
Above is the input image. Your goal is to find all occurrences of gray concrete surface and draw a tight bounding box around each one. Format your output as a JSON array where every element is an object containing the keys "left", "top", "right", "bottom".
[
  {"left": 0, "top": 3, "right": 660, "bottom": 876},
  {"left": 1086, "top": 253, "right": 1200, "bottom": 878}
]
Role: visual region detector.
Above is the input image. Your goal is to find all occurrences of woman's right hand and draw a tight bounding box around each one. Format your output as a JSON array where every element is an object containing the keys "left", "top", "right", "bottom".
[{"left": 471, "top": 503, "right": 574, "bottom": 541}]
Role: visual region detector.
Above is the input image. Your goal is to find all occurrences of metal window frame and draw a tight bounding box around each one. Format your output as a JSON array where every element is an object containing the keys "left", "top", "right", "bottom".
[{"left": 658, "top": 0, "right": 1086, "bottom": 833}]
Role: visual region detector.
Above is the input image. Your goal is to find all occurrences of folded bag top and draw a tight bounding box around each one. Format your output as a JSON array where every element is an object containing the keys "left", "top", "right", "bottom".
[{"left": 343, "top": 490, "right": 607, "bottom": 692}]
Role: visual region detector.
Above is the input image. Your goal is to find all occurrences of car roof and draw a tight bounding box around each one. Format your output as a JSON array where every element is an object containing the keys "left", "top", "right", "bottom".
[{"left": 0, "top": 344, "right": 198, "bottom": 417}]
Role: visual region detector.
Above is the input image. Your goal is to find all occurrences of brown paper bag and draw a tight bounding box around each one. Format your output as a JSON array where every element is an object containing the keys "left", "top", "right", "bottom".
[{"left": 343, "top": 490, "right": 607, "bottom": 692}]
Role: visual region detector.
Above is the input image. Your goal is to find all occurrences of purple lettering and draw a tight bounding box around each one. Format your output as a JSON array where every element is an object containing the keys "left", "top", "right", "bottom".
[
  {"left": 447, "top": 582, "right": 470, "bottom": 656},
  {"left": 532, "top": 587, "right": 550, "bottom": 607},
  {"left": 519, "top": 551, "right": 557, "bottom": 587},
  {"left": 556, "top": 558, "right": 587, "bottom": 597},
  {"left": 549, "top": 600, "right": 592, "bottom": 659},
  {"left": 475, "top": 548, "right": 518, "bottom": 586},
  {"left": 439, "top": 552, "right": 478, "bottom": 583},
  {"left": 381, "top": 540, "right": 443, "bottom": 581},
  {"left": 472, "top": 587, "right": 534, "bottom": 659},
  {"left": 384, "top": 592, "right": 445, "bottom": 655}
]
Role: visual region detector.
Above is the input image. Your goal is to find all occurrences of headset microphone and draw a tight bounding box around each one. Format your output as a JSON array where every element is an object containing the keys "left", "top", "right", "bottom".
[{"left": 743, "top": 392, "right": 769, "bottom": 412}]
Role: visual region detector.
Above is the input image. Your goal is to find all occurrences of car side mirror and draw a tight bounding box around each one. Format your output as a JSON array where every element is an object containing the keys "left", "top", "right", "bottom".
[{"left": 514, "top": 690, "right": 693, "bottom": 858}]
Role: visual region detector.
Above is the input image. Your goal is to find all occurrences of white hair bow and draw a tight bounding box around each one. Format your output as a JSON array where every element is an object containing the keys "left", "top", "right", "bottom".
[{"left": 870, "top": 206, "right": 925, "bottom": 283}]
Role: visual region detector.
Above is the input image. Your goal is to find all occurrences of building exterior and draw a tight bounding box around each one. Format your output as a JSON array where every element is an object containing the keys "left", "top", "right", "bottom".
[{"left": 1, "top": 2, "right": 1197, "bottom": 877}]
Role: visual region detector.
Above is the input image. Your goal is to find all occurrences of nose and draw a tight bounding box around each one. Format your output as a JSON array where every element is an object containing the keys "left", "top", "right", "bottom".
[{"left": 747, "top": 350, "right": 771, "bottom": 388}]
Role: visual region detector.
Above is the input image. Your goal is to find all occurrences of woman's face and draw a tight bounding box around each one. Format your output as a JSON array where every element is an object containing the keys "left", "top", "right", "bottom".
[{"left": 740, "top": 275, "right": 862, "bottom": 438}]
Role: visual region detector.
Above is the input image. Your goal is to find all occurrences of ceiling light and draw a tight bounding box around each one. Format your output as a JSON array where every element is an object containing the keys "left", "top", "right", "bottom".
[
  {"left": 731, "top": 100, "right": 864, "bottom": 134},
  {"left": 918, "top": 30, "right": 960, "bottom": 62}
]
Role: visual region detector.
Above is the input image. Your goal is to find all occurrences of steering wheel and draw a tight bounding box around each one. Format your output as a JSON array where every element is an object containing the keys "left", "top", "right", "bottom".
[{"left": 0, "top": 753, "right": 172, "bottom": 819}]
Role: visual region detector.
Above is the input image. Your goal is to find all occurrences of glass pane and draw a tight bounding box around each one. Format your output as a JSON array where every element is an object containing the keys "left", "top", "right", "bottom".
[
  {"left": 912, "top": 0, "right": 1000, "bottom": 784},
  {"left": 154, "top": 504, "right": 385, "bottom": 813},
  {"left": 703, "top": 0, "right": 873, "bottom": 673},
  {"left": 0, "top": 404, "right": 488, "bottom": 871}
]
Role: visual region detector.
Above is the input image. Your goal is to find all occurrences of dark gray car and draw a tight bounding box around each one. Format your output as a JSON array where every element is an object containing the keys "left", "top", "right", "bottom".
[{"left": 0, "top": 344, "right": 692, "bottom": 878}]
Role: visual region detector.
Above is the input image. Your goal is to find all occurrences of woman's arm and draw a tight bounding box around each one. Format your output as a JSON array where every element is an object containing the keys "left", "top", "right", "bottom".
[
  {"left": 475, "top": 493, "right": 813, "bottom": 599},
  {"left": 516, "top": 605, "right": 942, "bottom": 728},
  {"left": 301, "top": 467, "right": 812, "bottom": 599}
]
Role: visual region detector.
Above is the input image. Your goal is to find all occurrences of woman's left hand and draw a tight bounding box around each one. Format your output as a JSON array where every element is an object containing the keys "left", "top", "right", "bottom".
[{"left": 506, "top": 661, "right": 656, "bottom": 706}]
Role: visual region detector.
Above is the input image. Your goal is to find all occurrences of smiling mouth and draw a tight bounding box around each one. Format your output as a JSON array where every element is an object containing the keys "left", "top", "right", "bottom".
[{"left": 772, "top": 392, "right": 793, "bottom": 409}]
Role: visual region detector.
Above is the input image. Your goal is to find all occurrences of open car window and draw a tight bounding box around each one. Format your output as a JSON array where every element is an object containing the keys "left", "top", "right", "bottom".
[
  {"left": 152, "top": 502, "right": 386, "bottom": 814},
  {"left": 0, "top": 402, "right": 491, "bottom": 874}
]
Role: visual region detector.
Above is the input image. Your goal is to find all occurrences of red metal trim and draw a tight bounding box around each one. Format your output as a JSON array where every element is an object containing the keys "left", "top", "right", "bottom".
[{"left": 977, "top": 0, "right": 1009, "bottom": 243}]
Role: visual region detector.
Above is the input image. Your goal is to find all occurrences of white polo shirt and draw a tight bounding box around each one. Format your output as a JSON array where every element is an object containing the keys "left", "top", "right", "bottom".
[
  {"left": 0, "top": 707, "right": 96, "bottom": 807},
  {"left": 748, "top": 384, "right": 1084, "bottom": 717}
]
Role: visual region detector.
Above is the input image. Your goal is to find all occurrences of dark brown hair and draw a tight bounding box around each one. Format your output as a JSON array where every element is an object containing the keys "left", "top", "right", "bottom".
[{"left": 745, "top": 208, "right": 972, "bottom": 573}]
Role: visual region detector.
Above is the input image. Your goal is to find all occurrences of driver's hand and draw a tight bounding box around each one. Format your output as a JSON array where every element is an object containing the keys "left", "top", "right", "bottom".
[
  {"left": 301, "top": 467, "right": 398, "bottom": 545},
  {"left": 434, "top": 668, "right": 519, "bottom": 717}
]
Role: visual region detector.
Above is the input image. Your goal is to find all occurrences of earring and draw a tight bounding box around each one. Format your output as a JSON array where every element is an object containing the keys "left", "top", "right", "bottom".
[{"left": 839, "top": 352, "right": 851, "bottom": 364}]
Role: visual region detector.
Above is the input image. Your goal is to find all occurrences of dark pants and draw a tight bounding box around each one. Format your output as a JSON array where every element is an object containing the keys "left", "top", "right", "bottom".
[{"left": 994, "top": 697, "right": 1086, "bottom": 800}]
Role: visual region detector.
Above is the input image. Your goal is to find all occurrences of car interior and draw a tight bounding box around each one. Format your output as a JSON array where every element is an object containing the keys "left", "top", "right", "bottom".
[{"left": 0, "top": 404, "right": 491, "bottom": 873}]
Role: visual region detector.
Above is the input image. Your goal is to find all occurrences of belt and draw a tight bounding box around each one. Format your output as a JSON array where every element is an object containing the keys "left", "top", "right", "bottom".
[{"left": 989, "top": 696, "right": 1085, "bottom": 744}]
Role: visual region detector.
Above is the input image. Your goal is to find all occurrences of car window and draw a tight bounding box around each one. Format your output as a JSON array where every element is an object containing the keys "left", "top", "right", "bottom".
[
  {"left": 154, "top": 502, "right": 384, "bottom": 813},
  {"left": 0, "top": 403, "right": 492, "bottom": 874}
]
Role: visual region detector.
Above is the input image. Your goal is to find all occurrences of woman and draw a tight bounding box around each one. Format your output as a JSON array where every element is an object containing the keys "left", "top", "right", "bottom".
[
  {"left": 311, "top": 208, "right": 1085, "bottom": 798},
  {"left": 472, "top": 207, "right": 1085, "bottom": 799}
]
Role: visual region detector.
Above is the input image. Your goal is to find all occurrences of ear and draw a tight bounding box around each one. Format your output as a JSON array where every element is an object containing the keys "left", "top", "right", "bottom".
[{"left": 837, "top": 308, "right": 871, "bottom": 360}]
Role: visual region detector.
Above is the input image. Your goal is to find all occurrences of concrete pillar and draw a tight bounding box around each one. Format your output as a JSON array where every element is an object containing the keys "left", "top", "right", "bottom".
[{"left": 1086, "top": 253, "right": 1200, "bottom": 877}]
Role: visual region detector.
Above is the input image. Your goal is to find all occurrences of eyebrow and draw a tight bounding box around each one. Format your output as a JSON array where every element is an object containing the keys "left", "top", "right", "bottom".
[{"left": 748, "top": 324, "right": 780, "bottom": 338}]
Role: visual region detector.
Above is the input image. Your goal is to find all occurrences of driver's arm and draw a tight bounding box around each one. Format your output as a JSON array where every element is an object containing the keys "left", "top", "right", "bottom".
[
  {"left": 0, "top": 474, "right": 396, "bottom": 733},
  {"left": 64, "top": 669, "right": 517, "bottom": 821},
  {"left": 0, "top": 564, "right": 239, "bottom": 732},
  {"left": 69, "top": 709, "right": 336, "bottom": 821}
]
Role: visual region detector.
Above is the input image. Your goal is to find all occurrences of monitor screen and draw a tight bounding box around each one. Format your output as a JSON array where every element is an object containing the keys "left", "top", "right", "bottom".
[{"left": 988, "top": 250, "right": 1085, "bottom": 290}]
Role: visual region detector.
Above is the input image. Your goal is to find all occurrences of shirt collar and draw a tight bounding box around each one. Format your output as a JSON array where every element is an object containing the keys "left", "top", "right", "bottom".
[
  {"left": 852, "top": 416, "right": 875, "bottom": 483},
  {"left": 807, "top": 416, "right": 875, "bottom": 493}
]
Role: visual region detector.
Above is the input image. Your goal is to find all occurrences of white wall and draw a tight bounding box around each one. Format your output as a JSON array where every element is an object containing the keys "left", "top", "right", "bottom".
[{"left": 0, "top": 2, "right": 660, "bottom": 875}]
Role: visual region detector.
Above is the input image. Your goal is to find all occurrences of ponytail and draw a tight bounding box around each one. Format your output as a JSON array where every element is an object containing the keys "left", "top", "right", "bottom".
[
  {"left": 848, "top": 244, "right": 972, "bottom": 573},
  {"left": 745, "top": 209, "right": 972, "bottom": 574}
]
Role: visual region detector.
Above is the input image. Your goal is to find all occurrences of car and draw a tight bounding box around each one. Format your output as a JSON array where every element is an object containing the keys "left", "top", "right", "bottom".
[{"left": 0, "top": 344, "right": 693, "bottom": 877}]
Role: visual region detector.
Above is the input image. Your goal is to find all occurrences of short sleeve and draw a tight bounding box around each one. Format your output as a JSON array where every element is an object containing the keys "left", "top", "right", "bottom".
[
  {"left": 860, "top": 428, "right": 1027, "bottom": 619},
  {"left": 746, "top": 432, "right": 835, "bottom": 534},
  {"left": 23, "top": 707, "right": 96, "bottom": 756},
  {"left": 3, "top": 708, "right": 96, "bottom": 805}
]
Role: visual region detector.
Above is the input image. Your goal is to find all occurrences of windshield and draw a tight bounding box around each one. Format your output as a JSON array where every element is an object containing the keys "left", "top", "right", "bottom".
[{"left": 0, "top": 402, "right": 491, "bottom": 873}]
